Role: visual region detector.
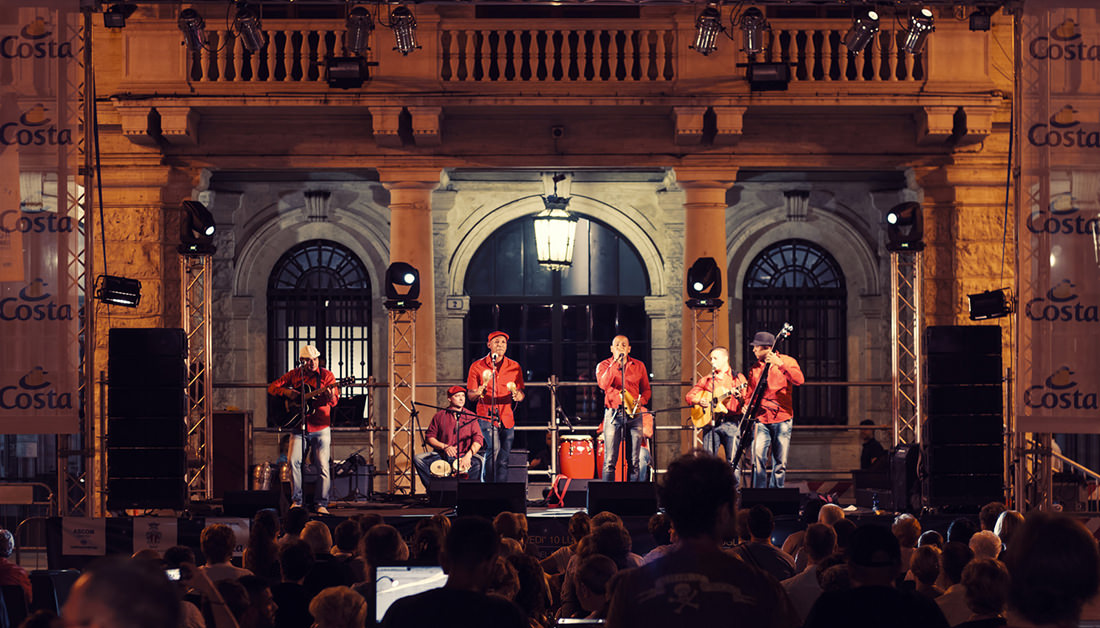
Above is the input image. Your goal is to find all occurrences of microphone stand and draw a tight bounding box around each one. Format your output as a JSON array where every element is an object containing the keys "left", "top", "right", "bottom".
[
  {"left": 412, "top": 401, "right": 496, "bottom": 475},
  {"left": 489, "top": 356, "right": 500, "bottom": 482},
  {"left": 615, "top": 355, "right": 631, "bottom": 482}
]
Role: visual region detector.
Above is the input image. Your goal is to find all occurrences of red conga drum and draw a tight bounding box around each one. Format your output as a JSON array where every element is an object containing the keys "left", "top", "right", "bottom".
[{"left": 558, "top": 435, "right": 596, "bottom": 479}]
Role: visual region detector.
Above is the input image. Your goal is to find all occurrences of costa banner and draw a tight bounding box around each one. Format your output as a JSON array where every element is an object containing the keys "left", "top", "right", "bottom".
[
  {"left": 1018, "top": 1, "right": 1100, "bottom": 432},
  {"left": 0, "top": 5, "right": 82, "bottom": 434}
]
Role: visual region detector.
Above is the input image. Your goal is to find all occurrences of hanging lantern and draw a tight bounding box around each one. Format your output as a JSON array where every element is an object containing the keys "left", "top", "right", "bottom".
[{"left": 533, "top": 193, "right": 578, "bottom": 271}]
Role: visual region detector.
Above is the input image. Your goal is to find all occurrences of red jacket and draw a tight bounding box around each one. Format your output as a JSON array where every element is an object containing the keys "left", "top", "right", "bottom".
[
  {"left": 467, "top": 355, "right": 525, "bottom": 429},
  {"left": 267, "top": 367, "right": 339, "bottom": 431},
  {"left": 729, "top": 354, "right": 804, "bottom": 424},
  {"left": 596, "top": 356, "right": 651, "bottom": 410}
]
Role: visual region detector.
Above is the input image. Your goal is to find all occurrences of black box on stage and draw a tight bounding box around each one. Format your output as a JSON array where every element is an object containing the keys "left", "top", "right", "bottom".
[
  {"left": 586, "top": 481, "right": 657, "bottom": 517},
  {"left": 547, "top": 477, "right": 590, "bottom": 508},
  {"left": 223, "top": 490, "right": 285, "bottom": 518},
  {"left": 739, "top": 488, "right": 800, "bottom": 517},
  {"left": 428, "top": 477, "right": 459, "bottom": 507},
  {"left": 458, "top": 482, "right": 527, "bottom": 518}
]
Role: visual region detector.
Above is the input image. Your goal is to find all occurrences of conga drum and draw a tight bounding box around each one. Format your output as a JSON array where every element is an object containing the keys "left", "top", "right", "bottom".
[
  {"left": 558, "top": 435, "right": 596, "bottom": 479},
  {"left": 596, "top": 439, "right": 628, "bottom": 481}
]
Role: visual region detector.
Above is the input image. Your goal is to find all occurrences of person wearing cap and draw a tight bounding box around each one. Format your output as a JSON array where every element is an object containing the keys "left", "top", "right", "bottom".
[
  {"left": 686, "top": 346, "right": 749, "bottom": 484},
  {"left": 413, "top": 386, "right": 484, "bottom": 488},
  {"left": 268, "top": 344, "right": 340, "bottom": 514},
  {"left": 467, "top": 331, "right": 525, "bottom": 482},
  {"left": 728, "top": 331, "right": 804, "bottom": 489},
  {"left": 596, "top": 335, "right": 652, "bottom": 482}
]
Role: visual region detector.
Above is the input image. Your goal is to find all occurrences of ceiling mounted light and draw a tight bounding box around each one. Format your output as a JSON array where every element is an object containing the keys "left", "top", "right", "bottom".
[
  {"left": 94, "top": 275, "right": 142, "bottom": 308},
  {"left": 346, "top": 6, "right": 374, "bottom": 56},
  {"left": 235, "top": 5, "right": 266, "bottom": 52},
  {"left": 533, "top": 174, "right": 578, "bottom": 271},
  {"left": 103, "top": 3, "right": 137, "bottom": 29},
  {"left": 969, "top": 6, "right": 994, "bottom": 31},
  {"left": 844, "top": 9, "right": 880, "bottom": 53},
  {"left": 691, "top": 3, "right": 723, "bottom": 56},
  {"left": 389, "top": 6, "right": 420, "bottom": 56},
  {"left": 968, "top": 289, "right": 1012, "bottom": 321},
  {"left": 738, "top": 7, "right": 768, "bottom": 56},
  {"left": 903, "top": 7, "right": 935, "bottom": 54},
  {"left": 177, "top": 9, "right": 207, "bottom": 51}
]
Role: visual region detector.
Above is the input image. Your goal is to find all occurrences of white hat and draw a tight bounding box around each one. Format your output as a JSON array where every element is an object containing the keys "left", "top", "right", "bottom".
[{"left": 299, "top": 344, "right": 320, "bottom": 359}]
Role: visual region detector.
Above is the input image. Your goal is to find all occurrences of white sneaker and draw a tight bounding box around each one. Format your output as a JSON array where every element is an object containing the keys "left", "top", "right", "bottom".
[{"left": 316, "top": 506, "right": 330, "bottom": 515}]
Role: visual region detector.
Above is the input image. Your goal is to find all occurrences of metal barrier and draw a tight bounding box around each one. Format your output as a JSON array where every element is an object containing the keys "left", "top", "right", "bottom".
[{"left": 0, "top": 483, "right": 56, "bottom": 571}]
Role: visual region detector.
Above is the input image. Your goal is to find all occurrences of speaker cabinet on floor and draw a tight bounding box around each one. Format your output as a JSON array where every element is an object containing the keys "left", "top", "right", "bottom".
[
  {"left": 457, "top": 482, "right": 527, "bottom": 518},
  {"left": 586, "top": 481, "right": 658, "bottom": 517},
  {"left": 739, "top": 488, "right": 801, "bottom": 517}
]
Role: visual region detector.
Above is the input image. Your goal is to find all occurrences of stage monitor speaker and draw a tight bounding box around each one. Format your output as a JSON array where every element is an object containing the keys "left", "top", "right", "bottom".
[
  {"left": 739, "top": 488, "right": 800, "bottom": 517},
  {"left": 586, "top": 481, "right": 657, "bottom": 517},
  {"left": 546, "top": 477, "right": 590, "bottom": 508},
  {"left": 891, "top": 444, "right": 920, "bottom": 513},
  {"left": 212, "top": 411, "right": 251, "bottom": 498},
  {"left": 223, "top": 489, "right": 285, "bottom": 518},
  {"left": 926, "top": 325, "right": 1001, "bottom": 355},
  {"left": 457, "top": 482, "right": 527, "bottom": 518},
  {"left": 428, "top": 477, "right": 459, "bottom": 507},
  {"left": 106, "top": 477, "right": 186, "bottom": 511}
]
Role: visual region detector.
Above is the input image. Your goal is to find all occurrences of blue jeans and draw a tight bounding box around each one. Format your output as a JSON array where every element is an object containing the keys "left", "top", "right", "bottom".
[
  {"left": 290, "top": 427, "right": 331, "bottom": 506},
  {"left": 752, "top": 420, "right": 792, "bottom": 488},
  {"left": 480, "top": 420, "right": 515, "bottom": 482},
  {"left": 413, "top": 451, "right": 484, "bottom": 489},
  {"left": 704, "top": 420, "right": 743, "bottom": 486},
  {"left": 602, "top": 408, "right": 643, "bottom": 481}
]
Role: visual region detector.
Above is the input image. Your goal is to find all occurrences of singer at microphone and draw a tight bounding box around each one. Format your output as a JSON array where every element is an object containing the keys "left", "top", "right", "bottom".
[
  {"left": 595, "top": 335, "right": 651, "bottom": 482},
  {"left": 467, "top": 330, "right": 525, "bottom": 482}
]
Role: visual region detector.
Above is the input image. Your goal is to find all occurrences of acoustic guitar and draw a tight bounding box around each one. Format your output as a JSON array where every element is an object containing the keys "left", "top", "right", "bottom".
[
  {"left": 278, "top": 376, "right": 354, "bottom": 429},
  {"left": 689, "top": 380, "right": 748, "bottom": 428}
]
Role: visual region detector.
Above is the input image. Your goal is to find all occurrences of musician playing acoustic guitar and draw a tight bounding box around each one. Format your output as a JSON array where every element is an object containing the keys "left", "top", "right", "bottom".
[
  {"left": 413, "top": 385, "right": 484, "bottom": 489},
  {"left": 267, "top": 344, "right": 340, "bottom": 514},
  {"left": 686, "top": 346, "right": 748, "bottom": 485}
]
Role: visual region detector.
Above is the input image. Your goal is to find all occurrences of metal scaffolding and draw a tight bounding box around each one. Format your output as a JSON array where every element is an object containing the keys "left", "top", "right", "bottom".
[
  {"left": 689, "top": 305, "right": 719, "bottom": 448},
  {"left": 387, "top": 308, "right": 417, "bottom": 495},
  {"left": 890, "top": 251, "right": 923, "bottom": 447},
  {"left": 182, "top": 255, "right": 214, "bottom": 503}
]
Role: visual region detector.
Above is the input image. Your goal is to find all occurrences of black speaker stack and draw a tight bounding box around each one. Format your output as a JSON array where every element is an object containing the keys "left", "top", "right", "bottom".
[
  {"left": 922, "top": 325, "right": 1005, "bottom": 511},
  {"left": 107, "top": 328, "right": 188, "bottom": 511}
]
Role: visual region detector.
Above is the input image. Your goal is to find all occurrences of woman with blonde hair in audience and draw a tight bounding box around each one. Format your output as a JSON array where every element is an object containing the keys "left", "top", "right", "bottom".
[
  {"left": 309, "top": 586, "right": 368, "bottom": 628},
  {"left": 993, "top": 510, "right": 1024, "bottom": 558},
  {"left": 909, "top": 545, "right": 944, "bottom": 600}
]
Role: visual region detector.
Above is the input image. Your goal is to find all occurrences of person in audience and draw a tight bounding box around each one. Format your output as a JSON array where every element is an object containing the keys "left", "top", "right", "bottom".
[
  {"left": 832, "top": 518, "right": 857, "bottom": 554},
  {"left": 935, "top": 541, "right": 975, "bottom": 626},
  {"left": 16, "top": 609, "right": 56, "bottom": 628},
  {"left": 918, "top": 530, "right": 944, "bottom": 549},
  {"left": 969, "top": 530, "right": 1002, "bottom": 561},
  {"left": 507, "top": 554, "right": 551, "bottom": 628},
  {"left": 500, "top": 538, "right": 525, "bottom": 558},
  {"left": 730, "top": 504, "right": 797, "bottom": 581},
  {"left": 238, "top": 575, "right": 277, "bottom": 628},
  {"left": 61, "top": 557, "right": 182, "bottom": 628},
  {"left": 163, "top": 545, "right": 207, "bottom": 628},
  {"left": 818, "top": 503, "right": 845, "bottom": 527},
  {"left": 909, "top": 545, "right": 943, "bottom": 599},
  {"left": 575, "top": 554, "right": 617, "bottom": 620},
  {"left": 487, "top": 556, "right": 522, "bottom": 601},
  {"left": 947, "top": 518, "right": 979, "bottom": 545},
  {"left": 200, "top": 524, "right": 253, "bottom": 583},
  {"left": 494, "top": 512, "right": 531, "bottom": 554},
  {"left": 892, "top": 513, "right": 921, "bottom": 570},
  {"left": 605, "top": 451, "right": 799, "bottom": 628},
  {"left": 642, "top": 512, "right": 677, "bottom": 565},
  {"left": 214, "top": 579, "right": 252, "bottom": 625},
  {"left": 993, "top": 510, "right": 1024, "bottom": 558},
  {"left": 271, "top": 539, "right": 314, "bottom": 628},
  {"left": 301, "top": 521, "right": 354, "bottom": 597},
  {"left": 245, "top": 509, "right": 282, "bottom": 586},
  {"left": 351, "top": 524, "right": 410, "bottom": 605},
  {"left": 802, "top": 524, "right": 950, "bottom": 628},
  {"left": 541, "top": 511, "right": 590, "bottom": 575},
  {"left": 380, "top": 516, "right": 527, "bottom": 628},
  {"left": 350, "top": 513, "right": 383, "bottom": 538},
  {"left": 282, "top": 508, "right": 310, "bottom": 543},
  {"left": 132, "top": 548, "right": 163, "bottom": 563},
  {"left": 559, "top": 522, "right": 638, "bottom": 618},
  {"left": 979, "top": 502, "right": 1007, "bottom": 532},
  {"left": 781, "top": 497, "right": 826, "bottom": 571},
  {"left": 955, "top": 558, "right": 1009, "bottom": 628},
  {"left": 781, "top": 523, "right": 837, "bottom": 624},
  {"left": 1005, "top": 512, "right": 1100, "bottom": 628},
  {"left": 411, "top": 525, "right": 444, "bottom": 564},
  {"left": 330, "top": 520, "right": 365, "bottom": 583},
  {"left": 0, "top": 529, "right": 32, "bottom": 604},
  {"left": 309, "top": 586, "right": 367, "bottom": 628},
  {"left": 818, "top": 561, "right": 851, "bottom": 594}
]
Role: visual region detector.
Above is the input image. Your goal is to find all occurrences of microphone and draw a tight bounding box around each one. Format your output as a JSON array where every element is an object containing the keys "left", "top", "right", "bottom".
[
  {"left": 491, "top": 353, "right": 499, "bottom": 362},
  {"left": 557, "top": 406, "right": 575, "bottom": 432}
]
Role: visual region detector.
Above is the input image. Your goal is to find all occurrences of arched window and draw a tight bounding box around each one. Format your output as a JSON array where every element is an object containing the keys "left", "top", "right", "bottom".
[
  {"left": 742, "top": 239, "right": 847, "bottom": 425},
  {"left": 465, "top": 216, "right": 650, "bottom": 445},
  {"left": 267, "top": 240, "right": 372, "bottom": 424}
]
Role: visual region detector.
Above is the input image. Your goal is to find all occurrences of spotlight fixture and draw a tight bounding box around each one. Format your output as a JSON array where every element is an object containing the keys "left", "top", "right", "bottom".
[
  {"left": 903, "top": 7, "right": 935, "bottom": 54},
  {"left": 346, "top": 6, "right": 374, "bottom": 56},
  {"left": 885, "top": 202, "right": 925, "bottom": 252},
  {"left": 746, "top": 62, "right": 790, "bottom": 91},
  {"left": 103, "top": 3, "right": 137, "bottom": 29},
  {"left": 843, "top": 9, "right": 880, "bottom": 53},
  {"left": 177, "top": 8, "right": 207, "bottom": 51},
  {"left": 969, "top": 6, "right": 994, "bottom": 31},
  {"left": 738, "top": 7, "right": 768, "bottom": 56},
  {"left": 326, "top": 56, "right": 371, "bottom": 89},
  {"left": 384, "top": 262, "right": 421, "bottom": 310},
  {"left": 691, "top": 3, "right": 723, "bottom": 56},
  {"left": 968, "top": 288, "right": 1013, "bottom": 321},
  {"left": 179, "top": 200, "right": 217, "bottom": 256},
  {"left": 235, "top": 5, "right": 266, "bottom": 52},
  {"left": 686, "top": 257, "right": 723, "bottom": 308},
  {"left": 94, "top": 274, "right": 142, "bottom": 308},
  {"left": 389, "top": 6, "right": 420, "bottom": 56},
  {"left": 533, "top": 175, "right": 578, "bottom": 271}
]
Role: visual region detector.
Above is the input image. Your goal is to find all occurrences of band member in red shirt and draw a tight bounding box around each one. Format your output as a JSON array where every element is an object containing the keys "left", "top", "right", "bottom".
[
  {"left": 467, "top": 331, "right": 525, "bottom": 482},
  {"left": 596, "top": 335, "right": 651, "bottom": 481},
  {"left": 734, "top": 331, "right": 804, "bottom": 489},
  {"left": 414, "top": 386, "right": 484, "bottom": 488},
  {"left": 686, "top": 347, "right": 747, "bottom": 484}
]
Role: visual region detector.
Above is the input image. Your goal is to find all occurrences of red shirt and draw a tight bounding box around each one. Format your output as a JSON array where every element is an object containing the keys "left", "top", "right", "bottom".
[
  {"left": 686, "top": 367, "right": 747, "bottom": 411},
  {"left": 0, "top": 558, "right": 30, "bottom": 604},
  {"left": 426, "top": 408, "right": 485, "bottom": 456},
  {"left": 596, "top": 356, "right": 651, "bottom": 410},
  {"left": 730, "top": 353, "right": 804, "bottom": 424},
  {"left": 467, "top": 355, "right": 525, "bottom": 429},
  {"left": 267, "top": 367, "right": 339, "bottom": 431}
]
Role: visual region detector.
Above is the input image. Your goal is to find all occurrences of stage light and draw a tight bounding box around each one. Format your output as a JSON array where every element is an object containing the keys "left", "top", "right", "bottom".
[
  {"left": 179, "top": 200, "right": 217, "bottom": 256},
  {"left": 746, "top": 62, "right": 790, "bottom": 91},
  {"left": 178, "top": 9, "right": 207, "bottom": 51},
  {"left": 739, "top": 7, "right": 768, "bottom": 56},
  {"left": 346, "top": 6, "right": 374, "bottom": 56},
  {"left": 95, "top": 275, "right": 142, "bottom": 308},
  {"left": 691, "top": 3, "right": 723, "bottom": 56},
  {"left": 385, "top": 262, "right": 421, "bottom": 310},
  {"left": 903, "top": 7, "right": 935, "bottom": 54},
  {"left": 969, "top": 6, "right": 993, "bottom": 31},
  {"left": 235, "top": 5, "right": 266, "bottom": 52},
  {"left": 844, "top": 9, "right": 880, "bottom": 53},
  {"left": 326, "top": 56, "right": 370, "bottom": 89},
  {"left": 686, "top": 257, "right": 723, "bottom": 308},
  {"left": 390, "top": 6, "right": 420, "bottom": 55},
  {"left": 968, "top": 289, "right": 1012, "bottom": 321},
  {"left": 103, "top": 3, "right": 137, "bottom": 29},
  {"left": 885, "top": 202, "right": 924, "bottom": 252}
]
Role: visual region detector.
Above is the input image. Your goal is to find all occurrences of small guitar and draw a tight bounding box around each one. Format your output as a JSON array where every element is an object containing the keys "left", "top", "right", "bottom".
[
  {"left": 689, "top": 380, "right": 748, "bottom": 428},
  {"left": 732, "top": 323, "right": 793, "bottom": 467},
  {"left": 278, "top": 376, "right": 354, "bottom": 429}
]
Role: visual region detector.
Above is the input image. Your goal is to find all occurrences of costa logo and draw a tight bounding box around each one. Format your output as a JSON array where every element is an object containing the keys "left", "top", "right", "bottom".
[
  {"left": 1026, "top": 192, "right": 1100, "bottom": 235},
  {"left": 0, "top": 208, "right": 75, "bottom": 233},
  {"left": 1027, "top": 106, "right": 1100, "bottom": 148},
  {"left": 1024, "top": 366, "right": 1098, "bottom": 410},
  {"left": 0, "top": 278, "right": 73, "bottom": 321},
  {"left": 1025, "top": 279, "right": 1099, "bottom": 323},
  {"left": 1029, "top": 19, "right": 1099, "bottom": 61},
  {"left": 0, "top": 18, "right": 73, "bottom": 59},
  {"left": 0, "top": 367, "right": 73, "bottom": 411},
  {"left": 0, "top": 105, "right": 73, "bottom": 147}
]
